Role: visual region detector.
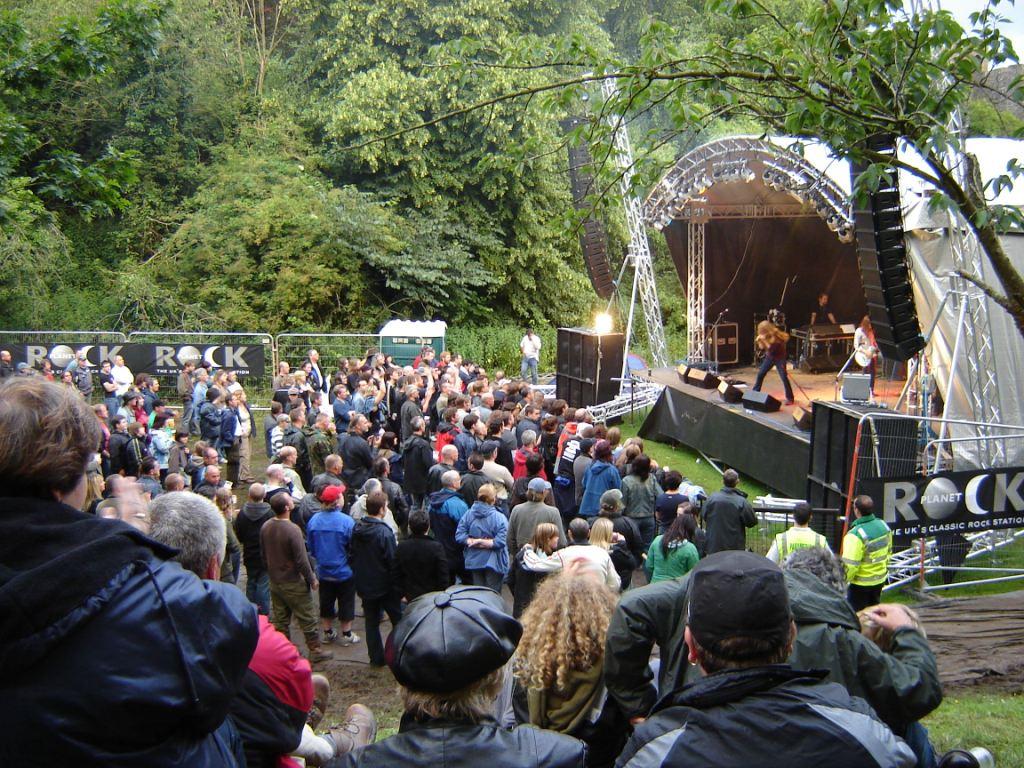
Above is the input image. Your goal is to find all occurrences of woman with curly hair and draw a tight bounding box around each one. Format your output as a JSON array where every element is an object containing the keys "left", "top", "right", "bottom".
[{"left": 514, "top": 572, "right": 628, "bottom": 767}]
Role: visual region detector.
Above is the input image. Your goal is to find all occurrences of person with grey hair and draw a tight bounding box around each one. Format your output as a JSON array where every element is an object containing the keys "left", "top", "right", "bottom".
[
  {"left": 149, "top": 492, "right": 227, "bottom": 575},
  {"left": 783, "top": 545, "right": 846, "bottom": 592},
  {"left": 400, "top": 384, "right": 423, "bottom": 443},
  {"left": 427, "top": 444, "right": 458, "bottom": 494},
  {"left": 150, "top": 491, "right": 375, "bottom": 766},
  {"left": 701, "top": 468, "right": 755, "bottom": 554},
  {"left": 427, "top": 469, "right": 470, "bottom": 586}
]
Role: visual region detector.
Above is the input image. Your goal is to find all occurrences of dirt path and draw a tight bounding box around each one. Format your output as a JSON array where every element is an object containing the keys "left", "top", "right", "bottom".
[{"left": 915, "top": 589, "right": 1024, "bottom": 693}]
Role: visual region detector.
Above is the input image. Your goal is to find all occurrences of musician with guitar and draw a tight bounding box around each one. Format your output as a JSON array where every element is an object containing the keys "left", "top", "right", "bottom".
[
  {"left": 753, "top": 320, "right": 795, "bottom": 405},
  {"left": 854, "top": 315, "right": 879, "bottom": 394}
]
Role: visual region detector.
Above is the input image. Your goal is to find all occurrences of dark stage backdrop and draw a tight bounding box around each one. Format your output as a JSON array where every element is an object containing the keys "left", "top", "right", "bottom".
[{"left": 665, "top": 217, "right": 865, "bottom": 365}]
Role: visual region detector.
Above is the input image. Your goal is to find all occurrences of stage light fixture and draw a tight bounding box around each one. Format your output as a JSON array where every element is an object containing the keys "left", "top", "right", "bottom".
[{"left": 594, "top": 312, "right": 614, "bottom": 334}]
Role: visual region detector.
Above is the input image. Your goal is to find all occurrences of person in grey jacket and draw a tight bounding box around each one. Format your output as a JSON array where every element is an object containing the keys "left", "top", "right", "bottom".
[{"left": 701, "top": 468, "right": 755, "bottom": 554}]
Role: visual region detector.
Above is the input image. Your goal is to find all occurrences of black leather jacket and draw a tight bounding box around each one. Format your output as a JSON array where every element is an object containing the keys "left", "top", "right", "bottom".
[{"left": 329, "top": 714, "right": 586, "bottom": 768}]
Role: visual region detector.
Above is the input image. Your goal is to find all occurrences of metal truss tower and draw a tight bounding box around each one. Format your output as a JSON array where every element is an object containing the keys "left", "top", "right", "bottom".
[{"left": 600, "top": 79, "right": 669, "bottom": 369}]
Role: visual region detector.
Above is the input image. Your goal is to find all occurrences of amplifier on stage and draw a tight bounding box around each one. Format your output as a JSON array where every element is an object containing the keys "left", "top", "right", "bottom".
[{"left": 705, "top": 321, "right": 739, "bottom": 365}]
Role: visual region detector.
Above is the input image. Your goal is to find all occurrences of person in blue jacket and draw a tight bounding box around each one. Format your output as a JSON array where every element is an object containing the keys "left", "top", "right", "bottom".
[
  {"left": 455, "top": 483, "right": 509, "bottom": 593},
  {"left": 577, "top": 439, "right": 622, "bottom": 520},
  {"left": 427, "top": 469, "right": 471, "bottom": 585},
  {"left": 0, "top": 376, "right": 258, "bottom": 767},
  {"left": 307, "top": 484, "right": 360, "bottom": 647}
]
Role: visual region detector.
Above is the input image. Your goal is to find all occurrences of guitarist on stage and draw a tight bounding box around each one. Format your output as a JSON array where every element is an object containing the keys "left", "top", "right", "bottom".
[
  {"left": 753, "top": 320, "right": 795, "bottom": 405},
  {"left": 854, "top": 315, "right": 879, "bottom": 394}
]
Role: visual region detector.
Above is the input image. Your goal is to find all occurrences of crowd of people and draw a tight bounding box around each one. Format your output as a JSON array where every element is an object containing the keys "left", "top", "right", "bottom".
[{"left": 0, "top": 344, "right": 978, "bottom": 767}]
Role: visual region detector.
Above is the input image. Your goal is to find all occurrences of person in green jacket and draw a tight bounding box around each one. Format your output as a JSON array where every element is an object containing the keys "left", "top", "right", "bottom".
[
  {"left": 841, "top": 495, "right": 893, "bottom": 611},
  {"left": 646, "top": 514, "right": 699, "bottom": 583},
  {"left": 603, "top": 546, "right": 941, "bottom": 765}
]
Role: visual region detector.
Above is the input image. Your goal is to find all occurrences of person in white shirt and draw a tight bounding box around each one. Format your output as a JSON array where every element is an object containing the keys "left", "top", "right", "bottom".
[
  {"left": 110, "top": 355, "right": 135, "bottom": 397},
  {"left": 519, "top": 329, "right": 541, "bottom": 384},
  {"left": 521, "top": 518, "right": 620, "bottom": 591}
]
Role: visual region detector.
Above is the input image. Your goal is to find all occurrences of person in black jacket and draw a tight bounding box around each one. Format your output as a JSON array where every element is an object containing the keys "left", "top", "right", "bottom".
[
  {"left": 337, "top": 414, "right": 375, "bottom": 502},
  {"left": 597, "top": 489, "right": 644, "bottom": 589},
  {"left": 701, "top": 468, "right": 756, "bottom": 554},
  {"left": 0, "top": 376, "right": 258, "bottom": 767},
  {"left": 122, "top": 421, "right": 150, "bottom": 478},
  {"left": 394, "top": 510, "right": 449, "bottom": 602},
  {"left": 459, "top": 452, "right": 489, "bottom": 506},
  {"left": 234, "top": 483, "right": 274, "bottom": 614},
  {"left": 616, "top": 552, "right": 915, "bottom": 768},
  {"left": 328, "top": 585, "right": 586, "bottom": 768},
  {"left": 401, "top": 417, "right": 434, "bottom": 513},
  {"left": 107, "top": 415, "right": 131, "bottom": 475},
  {"left": 347, "top": 490, "right": 402, "bottom": 667}
]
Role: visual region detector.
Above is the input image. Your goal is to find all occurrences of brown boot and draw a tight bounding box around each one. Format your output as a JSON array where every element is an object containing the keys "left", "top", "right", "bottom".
[
  {"left": 308, "top": 641, "right": 333, "bottom": 663},
  {"left": 308, "top": 673, "right": 331, "bottom": 729},
  {"left": 329, "top": 704, "right": 377, "bottom": 755}
]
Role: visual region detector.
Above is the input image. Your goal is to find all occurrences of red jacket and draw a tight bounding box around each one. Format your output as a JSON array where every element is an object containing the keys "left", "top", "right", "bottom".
[{"left": 512, "top": 446, "right": 547, "bottom": 481}]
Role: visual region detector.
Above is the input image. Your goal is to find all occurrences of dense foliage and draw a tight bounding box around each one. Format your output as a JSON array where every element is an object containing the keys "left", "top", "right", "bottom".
[{"left": 0, "top": 0, "right": 1019, "bottom": 343}]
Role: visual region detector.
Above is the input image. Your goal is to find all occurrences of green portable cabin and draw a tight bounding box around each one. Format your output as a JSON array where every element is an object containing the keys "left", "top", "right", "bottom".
[{"left": 378, "top": 320, "right": 447, "bottom": 366}]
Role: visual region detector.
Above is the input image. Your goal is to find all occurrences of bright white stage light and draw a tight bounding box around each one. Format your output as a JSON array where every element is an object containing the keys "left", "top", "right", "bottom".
[{"left": 594, "top": 312, "right": 614, "bottom": 334}]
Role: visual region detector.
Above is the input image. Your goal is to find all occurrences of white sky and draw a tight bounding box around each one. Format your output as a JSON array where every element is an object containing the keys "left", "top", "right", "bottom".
[{"left": 935, "top": 0, "right": 1024, "bottom": 63}]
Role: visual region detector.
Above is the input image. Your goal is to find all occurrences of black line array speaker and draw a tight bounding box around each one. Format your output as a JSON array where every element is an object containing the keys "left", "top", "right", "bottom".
[
  {"left": 850, "top": 134, "right": 926, "bottom": 362},
  {"left": 718, "top": 380, "right": 743, "bottom": 404},
  {"left": 556, "top": 328, "right": 624, "bottom": 408},
  {"left": 741, "top": 390, "right": 781, "bottom": 413},
  {"left": 685, "top": 368, "right": 720, "bottom": 389},
  {"left": 562, "top": 118, "right": 615, "bottom": 299}
]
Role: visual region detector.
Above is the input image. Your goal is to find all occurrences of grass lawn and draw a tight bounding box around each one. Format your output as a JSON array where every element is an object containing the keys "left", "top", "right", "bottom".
[{"left": 924, "top": 691, "right": 1024, "bottom": 765}]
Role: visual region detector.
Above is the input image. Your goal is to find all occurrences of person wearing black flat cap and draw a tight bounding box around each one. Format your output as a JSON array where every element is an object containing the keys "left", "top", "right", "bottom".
[
  {"left": 328, "top": 586, "right": 586, "bottom": 768},
  {"left": 614, "top": 551, "right": 915, "bottom": 768}
]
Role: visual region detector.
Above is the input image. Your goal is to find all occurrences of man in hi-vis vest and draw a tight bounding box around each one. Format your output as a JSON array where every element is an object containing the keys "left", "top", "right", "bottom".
[
  {"left": 841, "top": 495, "right": 893, "bottom": 611},
  {"left": 766, "top": 502, "right": 829, "bottom": 564}
]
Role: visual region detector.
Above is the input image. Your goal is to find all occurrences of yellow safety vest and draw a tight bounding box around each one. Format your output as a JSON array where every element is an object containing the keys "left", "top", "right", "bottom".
[
  {"left": 775, "top": 526, "right": 828, "bottom": 562},
  {"left": 841, "top": 515, "right": 892, "bottom": 587}
]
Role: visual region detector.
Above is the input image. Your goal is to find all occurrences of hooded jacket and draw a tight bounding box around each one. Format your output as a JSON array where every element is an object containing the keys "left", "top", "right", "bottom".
[
  {"left": 616, "top": 666, "right": 915, "bottom": 768},
  {"left": 401, "top": 433, "right": 435, "bottom": 495},
  {"left": 578, "top": 461, "right": 622, "bottom": 518},
  {"left": 348, "top": 516, "right": 397, "bottom": 600},
  {"left": 512, "top": 446, "right": 547, "bottom": 481},
  {"left": 455, "top": 501, "right": 509, "bottom": 575},
  {"left": 234, "top": 501, "right": 274, "bottom": 577},
  {"left": 428, "top": 488, "right": 470, "bottom": 576},
  {"left": 603, "top": 569, "right": 942, "bottom": 734},
  {"left": 0, "top": 497, "right": 258, "bottom": 767}
]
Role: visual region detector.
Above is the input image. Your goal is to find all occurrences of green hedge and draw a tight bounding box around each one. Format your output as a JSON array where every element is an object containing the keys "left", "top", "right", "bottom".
[{"left": 445, "top": 324, "right": 557, "bottom": 375}]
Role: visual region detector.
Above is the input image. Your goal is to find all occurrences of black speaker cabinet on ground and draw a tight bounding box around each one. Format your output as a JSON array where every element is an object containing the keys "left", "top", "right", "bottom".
[
  {"left": 851, "top": 134, "right": 926, "bottom": 361},
  {"left": 806, "top": 401, "right": 918, "bottom": 518},
  {"left": 556, "top": 328, "right": 625, "bottom": 408},
  {"left": 685, "top": 368, "right": 720, "bottom": 389},
  {"left": 718, "top": 380, "right": 743, "bottom": 404},
  {"left": 741, "top": 390, "right": 781, "bottom": 413},
  {"left": 705, "top": 321, "right": 739, "bottom": 366}
]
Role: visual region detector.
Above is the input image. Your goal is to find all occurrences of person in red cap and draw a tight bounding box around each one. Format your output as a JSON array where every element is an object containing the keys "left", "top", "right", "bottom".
[{"left": 307, "top": 483, "right": 361, "bottom": 646}]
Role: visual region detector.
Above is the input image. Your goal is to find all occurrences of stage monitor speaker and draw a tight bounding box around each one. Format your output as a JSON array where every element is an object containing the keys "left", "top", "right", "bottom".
[
  {"left": 555, "top": 327, "right": 625, "bottom": 408},
  {"left": 792, "top": 406, "right": 812, "bottom": 431},
  {"left": 841, "top": 373, "right": 872, "bottom": 402},
  {"left": 562, "top": 118, "right": 615, "bottom": 299},
  {"left": 685, "top": 368, "right": 720, "bottom": 389},
  {"left": 741, "top": 390, "right": 781, "bottom": 413},
  {"left": 799, "top": 355, "right": 842, "bottom": 374},
  {"left": 677, "top": 364, "right": 690, "bottom": 382},
  {"left": 850, "top": 134, "right": 925, "bottom": 362},
  {"left": 718, "top": 380, "right": 743, "bottom": 404}
]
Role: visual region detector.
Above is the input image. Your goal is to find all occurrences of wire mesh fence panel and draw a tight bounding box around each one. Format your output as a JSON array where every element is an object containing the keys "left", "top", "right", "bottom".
[
  {"left": 275, "top": 333, "right": 381, "bottom": 384},
  {"left": 0, "top": 331, "right": 129, "bottom": 402},
  {"left": 126, "top": 331, "right": 276, "bottom": 407},
  {"left": 846, "top": 413, "right": 1024, "bottom": 592}
]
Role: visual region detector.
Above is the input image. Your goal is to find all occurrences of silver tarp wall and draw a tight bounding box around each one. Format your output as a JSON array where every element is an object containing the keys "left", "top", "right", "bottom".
[{"left": 905, "top": 199, "right": 1024, "bottom": 466}]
